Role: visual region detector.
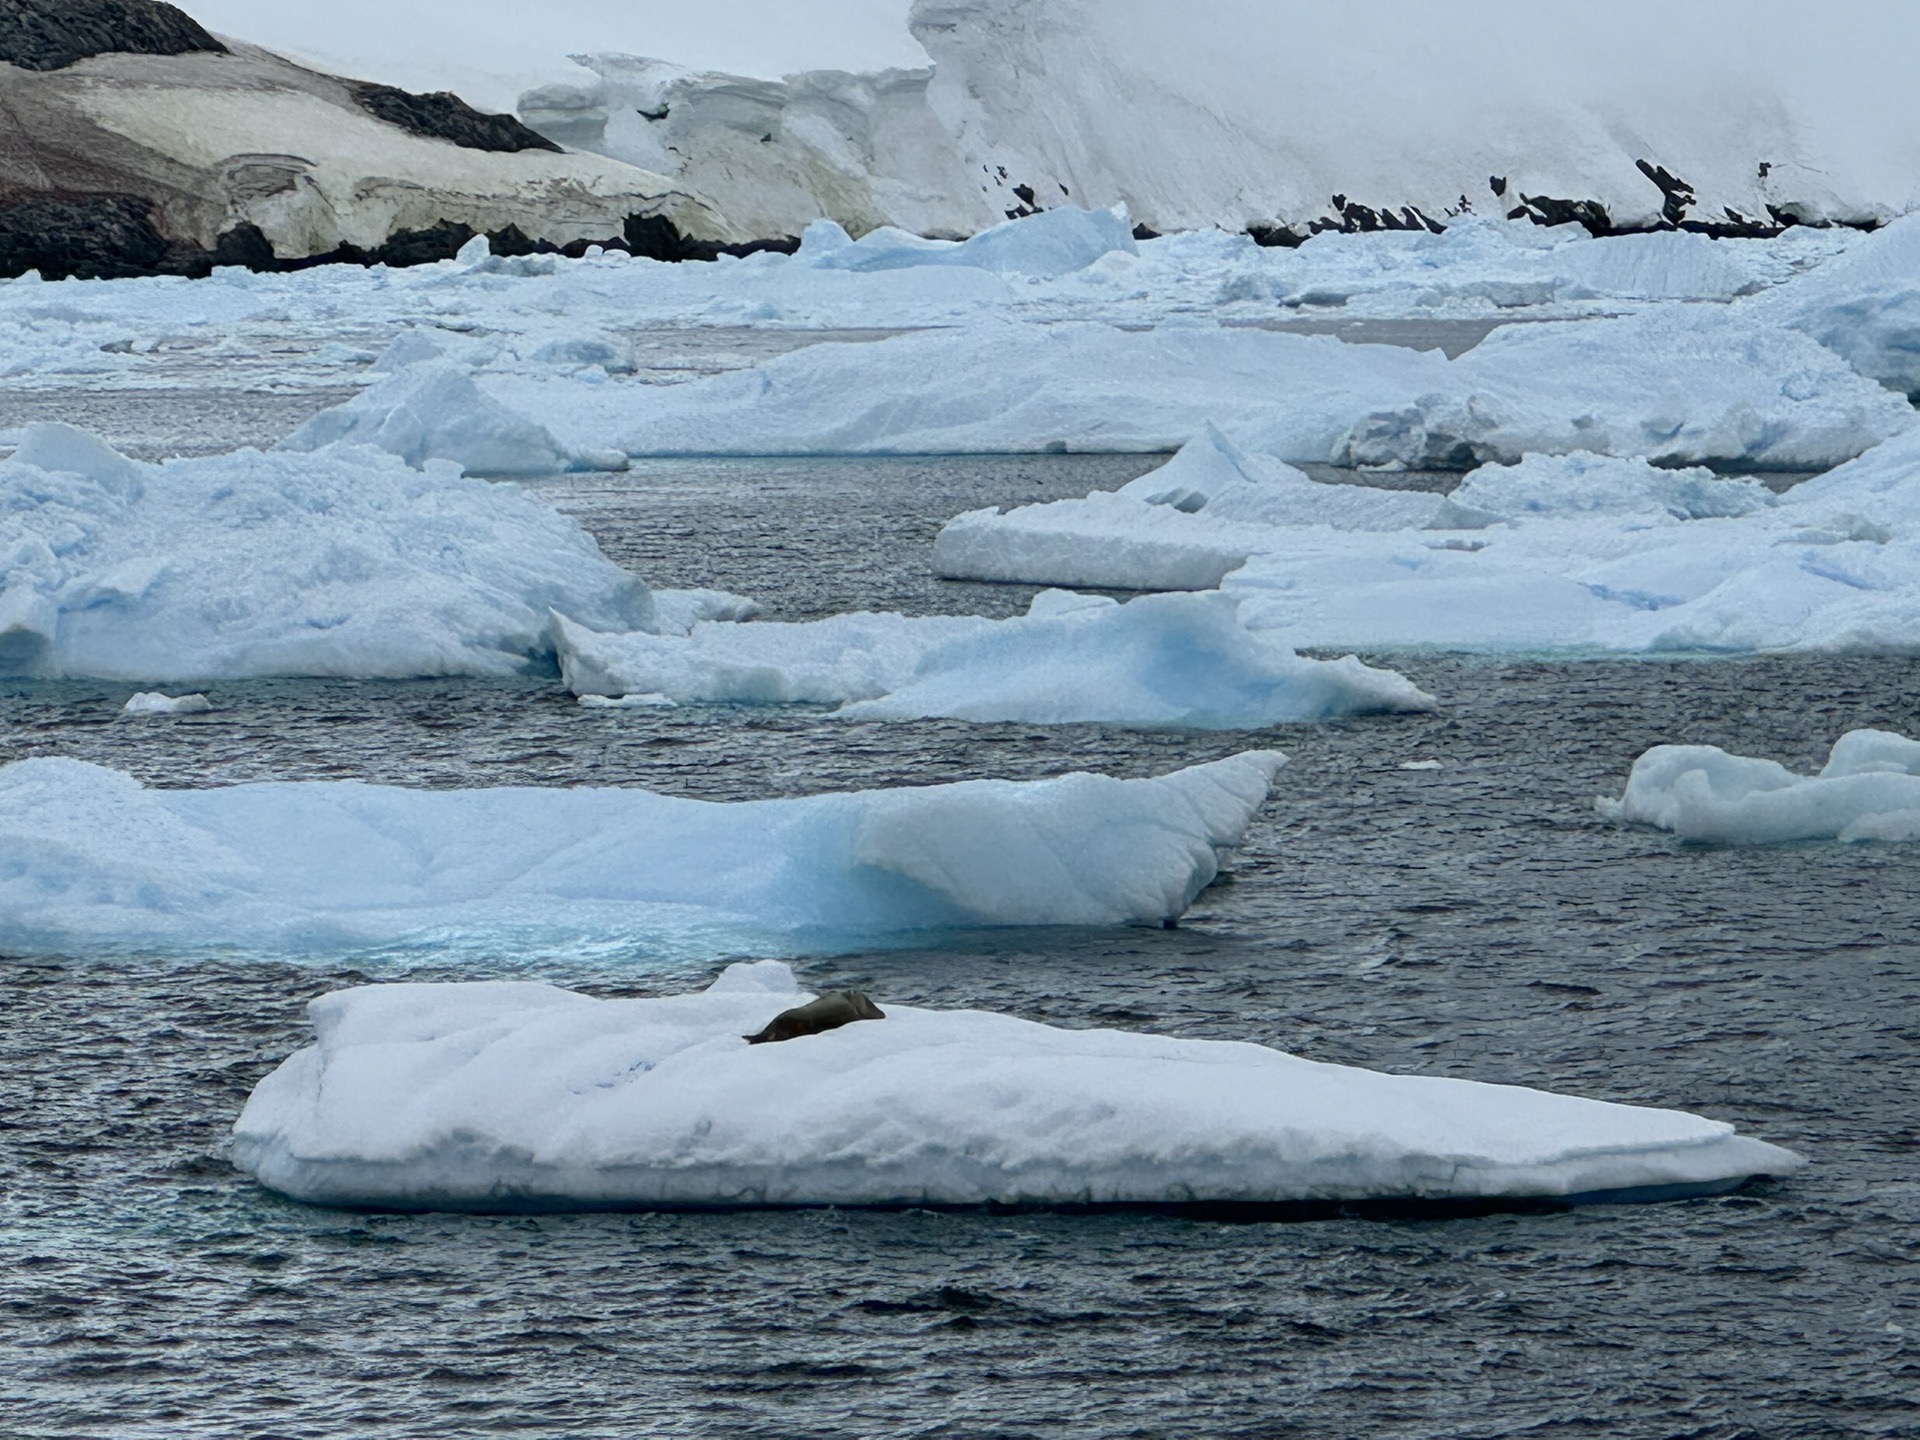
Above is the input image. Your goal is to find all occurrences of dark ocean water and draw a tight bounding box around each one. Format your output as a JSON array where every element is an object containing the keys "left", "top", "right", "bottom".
[{"left": 2, "top": 450, "right": 1917, "bottom": 1438}]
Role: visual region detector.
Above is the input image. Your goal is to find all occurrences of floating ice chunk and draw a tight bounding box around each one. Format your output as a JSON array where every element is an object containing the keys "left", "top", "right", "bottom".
[
  {"left": 0, "top": 753, "right": 1284, "bottom": 956},
  {"left": 807, "top": 206, "right": 1137, "bottom": 279},
  {"left": 1549, "top": 231, "right": 1761, "bottom": 303},
  {"left": 1600, "top": 729, "right": 1920, "bottom": 843},
  {"left": 1451, "top": 453, "right": 1774, "bottom": 521},
  {"left": 556, "top": 591, "right": 1432, "bottom": 725},
  {"left": 122, "top": 692, "right": 212, "bottom": 716},
  {"left": 942, "top": 429, "right": 1920, "bottom": 654},
  {"left": 646, "top": 587, "right": 766, "bottom": 637},
  {"left": 0, "top": 423, "right": 651, "bottom": 682},
  {"left": 230, "top": 959, "right": 1803, "bottom": 1212},
  {"left": 280, "top": 362, "right": 610, "bottom": 477},
  {"left": 1760, "top": 212, "right": 1920, "bottom": 397},
  {"left": 578, "top": 693, "right": 676, "bottom": 709},
  {"left": 1399, "top": 760, "right": 1444, "bottom": 771},
  {"left": 582, "top": 310, "right": 1910, "bottom": 471}
]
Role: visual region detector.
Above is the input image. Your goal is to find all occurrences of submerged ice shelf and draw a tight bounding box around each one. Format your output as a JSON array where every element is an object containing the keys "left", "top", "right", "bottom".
[
  {"left": 0, "top": 753, "right": 1283, "bottom": 959},
  {"left": 554, "top": 589, "right": 1433, "bottom": 726},
  {"left": 232, "top": 959, "right": 1804, "bottom": 1213},
  {"left": 1603, "top": 729, "right": 1920, "bottom": 844}
]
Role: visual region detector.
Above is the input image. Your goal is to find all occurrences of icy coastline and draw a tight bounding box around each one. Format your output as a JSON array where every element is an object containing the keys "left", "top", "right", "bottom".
[{"left": 231, "top": 958, "right": 1803, "bottom": 1213}]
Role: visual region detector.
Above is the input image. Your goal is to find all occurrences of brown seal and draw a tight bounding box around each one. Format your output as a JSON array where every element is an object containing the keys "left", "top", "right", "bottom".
[{"left": 745, "top": 991, "right": 886, "bottom": 1045}]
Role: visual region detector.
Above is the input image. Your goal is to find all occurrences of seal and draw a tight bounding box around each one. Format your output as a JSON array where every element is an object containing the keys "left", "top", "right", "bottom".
[{"left": 745, "top": 991, "right": 886, "bottom": 1046}]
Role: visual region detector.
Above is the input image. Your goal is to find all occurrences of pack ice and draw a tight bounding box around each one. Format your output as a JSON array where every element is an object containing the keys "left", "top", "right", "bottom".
[
  {"left": 0, "top": 424, "right": 650, "bottom": 682},
  {"left": 939, "top": 425, "right": 1920, "bottom": 654},
  {"left": 554, "top": 589, "right": 1433, "bottom": 725},
  {"left": 1602, "top": 730, "right": 1920, "bottom": 844},
  {"left": 0, "top": 753, "right": 1283, "bottom": 957},
  {"left": 231, "top": 958, "right": 1802, "bottom": 1212},
  {"left": 548, "top": 309, "right": 1911, "bottom": 471}
]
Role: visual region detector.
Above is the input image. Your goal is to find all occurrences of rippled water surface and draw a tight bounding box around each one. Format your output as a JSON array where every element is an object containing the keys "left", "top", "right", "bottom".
[{"left": 2, "top": 442, "right": 1917, "bottom": 1438}]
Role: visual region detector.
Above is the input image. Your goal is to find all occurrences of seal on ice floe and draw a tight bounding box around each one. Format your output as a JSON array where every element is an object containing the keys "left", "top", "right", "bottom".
[{"left": 745, "top": 991, "right": 885, "bottom": 1045}]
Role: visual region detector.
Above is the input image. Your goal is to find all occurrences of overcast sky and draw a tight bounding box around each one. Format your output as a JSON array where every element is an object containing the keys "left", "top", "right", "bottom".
[{"left": 177, "top": 0, "right": 924, "bottom": 111}]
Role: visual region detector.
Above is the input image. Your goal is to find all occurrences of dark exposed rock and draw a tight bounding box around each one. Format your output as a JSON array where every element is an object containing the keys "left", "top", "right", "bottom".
[
  {"left": 350, "top": 82, "right": 563, "bottom": 155},
  {"left": 1130, "top": 222, "right": 1160, "bottom": 241},
  {"left": 1489, "top": 175, "right": 1508, "bottom": 197},
  {"left": 0, "top": 191, "right": 169, "bottom": 278},
  {"left": 0, "top": 0, "right": 224, "bottom": 73},
  {"left": 1513, "top": 193, "right": 1614, "bottom": 237},
  {"left": 621, "top": 212, "right": 799, "bottom": 263},
  {"left": 745, "top": 992, "right": 886, "bottom": 1046},
  {"left": 1246, "top": 223, "right": 1304, "bottom": 248},
  {"left": 1635, "top": 159, "right": 1697, "bottom": 227}
]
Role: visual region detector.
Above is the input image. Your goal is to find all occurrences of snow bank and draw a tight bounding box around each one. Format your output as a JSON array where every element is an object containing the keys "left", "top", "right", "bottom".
[
  {"left": 280, "top": 361, "right": 616, "bottom": 477},
  {"left": 942, "top": 428, "right": 1920, "bottom": 654},
  {"left": 0, "top": 422, "right": 651, "bottom": 682},
  {"left": 556, "top": 588, "right": 1432, "bottom": 725},
  {"left": 231, "top": 957, "right": 1802, "bottom": 1212},
  {"left": 1601, "top": 729, "right": 1920, "bottom": 844},
  {"left": 568, "top": 312, "right": 1910, "bottom": 470},
  {"left": 0, "top": 752, "right": 1284, "bottom": 955}
]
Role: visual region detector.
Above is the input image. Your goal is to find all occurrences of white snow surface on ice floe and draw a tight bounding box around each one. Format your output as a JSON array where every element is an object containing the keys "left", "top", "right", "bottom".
[
  {"left": 797, "top": 206, "right": 1136, "bottom": 277},
  {"left": 539, "top": 309, "right": 1911, "bottom": 470},
  {"left": 1601, "top": 730, "right": 1920, "bottom": 844},
  {"left": 938, "top": 427, "right": 1920, "bottom": 654},
  {"left": 279, "top": 360, "right": 617, "bottom": 477},
  {"left": 0, "top": 425, "right": 651, "bottom": 682},
  {"left": 554, "top": 589, "right": 1432, "bottom": 724},
  {"left": 1760, "top": 213, "right": 1920, "bottom": 399},
  {"left": 230, "top": 958, "right": 1803, "bottom": 1211},
  {"left": 0, "top": 753, "right": 1282, "bottom": 955}
]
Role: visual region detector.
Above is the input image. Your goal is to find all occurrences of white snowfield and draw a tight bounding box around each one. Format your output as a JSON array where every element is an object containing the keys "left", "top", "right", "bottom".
[
  {"left": 0, "top": 424, "right": 651, "bottom": 682},
  {"left": 1602, "top": 730, "right": 1920, "bottom": 844},
  {"left": 939, "top": 426, "right": 1920, "bottom": 654},
  {"left": 0, "top": 753, "right": 1283, "bottom": 956},
  {"left": 555, "top": 589, "right": 1432, "bottom": 725},
  {"left": 550, "top": 308, "right": 1911, "bottom": 470},
  {"left": 230, "top": 958, "right": 1804, "bottom": 1212}
]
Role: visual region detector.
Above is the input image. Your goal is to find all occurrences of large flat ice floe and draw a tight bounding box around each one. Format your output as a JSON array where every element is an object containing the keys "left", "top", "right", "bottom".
[
  {"left": 0, "top": 423, "right": 650, "bottom": 681},
  {"left": 554, "top": 589, "right": 1432, "bottom": 725},
  {"left": 1602, "top": 730, "right": 1920, "bottom": 844},
  {"left": 525, "top": 309, "right": 1912, "bottom": 472},
  {"left": 0, "top": 753, "right": 1282, "bottom": 957},
  {"left": 939, "top": 425, "right": 1920, "bottom": 654},
  {"left": 231, "top": 958, "right": 1803, "bottom": 1212}
]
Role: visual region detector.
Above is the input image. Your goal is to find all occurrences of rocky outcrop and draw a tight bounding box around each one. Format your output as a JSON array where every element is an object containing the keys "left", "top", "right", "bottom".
[
  {"left": 0, "top": 14, "right": 743, "bottom": 279},
  {"left": 0, "top": 0, "right": 223, "bottom": 73}
]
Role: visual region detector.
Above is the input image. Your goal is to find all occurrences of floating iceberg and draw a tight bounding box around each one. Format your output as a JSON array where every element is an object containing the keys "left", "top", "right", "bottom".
[
  {"left": 280, "top": 361, "right": 617, "bottom": 477},
  {"left": 1601, "top": 730, "right": 1920, "bottom": 844},
  {"left": 231, "top": 958, "right": 1803, "bottom": 1212},
  {"left": 939, "top": 427, "right": 1920, "bottom": 655},
  {"left": 800, "top": 206, "right": 1137, "bottom": 278},
  {"left": 121, "top": 692, "right": 212, "bottom": 716},
  {"left": 1759, "top": 213, "right": 1920, "bottom": 398},
  {"left": 567, "top": 310, "right": 1910, "bottom": 471},
  {"left": 554, "top": 589, "right": 1433, "bottom": 725},
  {"left": 0, "top": 753, "right": 1283, "bottom": 957},
  {"left": 0, "top": 423, "right": 651, "bottom": 682}
]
